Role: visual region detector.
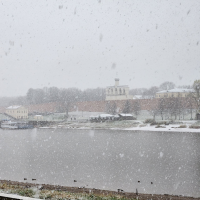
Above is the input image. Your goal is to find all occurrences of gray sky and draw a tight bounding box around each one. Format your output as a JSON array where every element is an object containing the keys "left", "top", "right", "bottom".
[{"left": 0, "top": 0, "right": 200, "bottom": 96}]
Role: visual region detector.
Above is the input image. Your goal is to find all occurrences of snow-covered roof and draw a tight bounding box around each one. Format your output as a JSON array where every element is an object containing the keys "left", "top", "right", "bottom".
[
  {"left": 99, "top": 114, "right": 114, "bottom": 118},
  {"left": 133, "top": 95, "right": 142, "bottom": 99},
  {"left": 106, "top": 85, "right": 129, "bottom": 88},
  {"left": 89, "top": 115, "right": 100, "bottom": 119},
  {"left": 90, "top": 114, "right": 114, "bottom": 119},
  {"left": 119, "top": 113, "right": 133, "bottom": 117},
  {"left": 156, "top": 88, "right": 194, "bottom": 94},
  {"left": 6, "top": 105, "right": 22, "bottom": 109}
]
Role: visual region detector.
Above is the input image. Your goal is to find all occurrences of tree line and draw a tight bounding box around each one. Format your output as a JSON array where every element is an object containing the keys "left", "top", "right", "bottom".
[
  {"left": 129, "top": 81, "right": 191, "bottom": 99},
  {"left": 106, "top": 96, "right": 196, "bottom": 120},
  {"left": 105, "top": 79, "right": 200, "bottom": 120},
  {"left": 149, "top": 96, "right": 195, "bottom": 120},
  {"left": 25, "top": 87, "right": 106, "bottom": 105},
  {"left": 6, "top": 81, "right": 191, "bottom": 106},
  {"left": 106, "top": 100, "right": 141, "bottom": 119}
]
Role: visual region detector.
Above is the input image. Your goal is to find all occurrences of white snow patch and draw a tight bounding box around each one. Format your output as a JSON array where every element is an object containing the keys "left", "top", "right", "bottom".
[
  {"left": 88, "top": 130, "right": 95, "bottom": 137},
  {"left": 160, "top": 152, "right": 164, "bottom": 158},
  {"left": 119, "top": 153, "right": 124, "bottom": 158}
]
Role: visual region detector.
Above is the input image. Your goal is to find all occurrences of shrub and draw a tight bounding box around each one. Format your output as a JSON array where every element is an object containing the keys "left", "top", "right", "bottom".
[
  {"left": 189, "top": 125, "right": 200, "bottom": 129},
  {"left": 150, "top": 121, "right": 157, "bottom": 126},
  {"left": 144, "top": 119, "right": 155, "bottom": 124},
  {"left": 139, "top": 124, "right": 146, "bottom": 127},
  {"left": 178, "top": 125, "right": 187, "bottom": 128},
  {"left": 16, "top": 189, "right": 35, "bottom": 197},
  {"left": 164, "top": 121, "right": 170, "bottom": 125},
  {"left": 155, "top": 125, "right": 166, "bottom": 128},
  {"left": 150, "top": 121, "right": 168, "bottom": 126}
]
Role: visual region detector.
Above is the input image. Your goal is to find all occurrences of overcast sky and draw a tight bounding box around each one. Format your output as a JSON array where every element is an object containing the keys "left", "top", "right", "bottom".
[{"left": 0, "top": 0, "right": 200, "bottom": 96}]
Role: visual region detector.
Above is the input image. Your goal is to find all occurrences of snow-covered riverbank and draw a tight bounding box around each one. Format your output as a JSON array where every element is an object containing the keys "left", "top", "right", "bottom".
[{"left": 39, "top": 120, "right": 200, "bottom": 133}]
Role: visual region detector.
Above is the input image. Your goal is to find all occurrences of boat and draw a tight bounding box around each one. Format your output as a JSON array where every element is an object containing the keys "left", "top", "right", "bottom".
[
  {"left": 17, "top": 122, "right": 34, "bottom": 129},
  {"left": 1, "top": 121, "right": 18, "bottom": 129},
  {"left": 0, "top": 121, "right": 34, "bottom": 129}
]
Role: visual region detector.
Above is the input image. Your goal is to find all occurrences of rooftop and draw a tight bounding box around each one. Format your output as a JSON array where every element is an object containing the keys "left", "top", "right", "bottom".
[
  {"left": 106, "top": 85, "right": 129, "bottom": 88},
  {"left": 156, "top": 88, "right": 194, "bottom": 94},
  {"left": 6, "top": 105, "right": 22, "bottom": 109},
  {"left": 119, "top": 113, "right": 133, "bottom": 117}
]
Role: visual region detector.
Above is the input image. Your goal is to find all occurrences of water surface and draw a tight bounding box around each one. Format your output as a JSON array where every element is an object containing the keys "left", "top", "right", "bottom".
[{"left": 0, "top": 128, "right": 199, "bottom": 197}]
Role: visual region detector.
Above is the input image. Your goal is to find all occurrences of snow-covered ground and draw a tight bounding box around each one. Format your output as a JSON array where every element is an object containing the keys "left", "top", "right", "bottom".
[
  {"left": 125, "top": 123, "right": 200, "bottom": 132},
  {"left": 39, "top": 119, "right": 200, "bottom": 133}
]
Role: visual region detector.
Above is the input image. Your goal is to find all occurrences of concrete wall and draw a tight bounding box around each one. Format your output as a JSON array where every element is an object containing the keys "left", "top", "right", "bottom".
[{"left": 106, "top": 94, "right": 133, "bottom": 100}]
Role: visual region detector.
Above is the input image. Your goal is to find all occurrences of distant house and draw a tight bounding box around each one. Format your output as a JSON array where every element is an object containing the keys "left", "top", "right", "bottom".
[
  {"left": 5, "top": 105, "right": 28, "bottom": 119},
  {"left": 90, "top": 114, "right": 114, "bottom": 122},
  {"left": 118, "top": 113, "right": 135, "bottom": 120},
  {"left": 132, "top": 95, "right": 142, "bottom": 99},
  {"left": 89, "top": 113, "right": 135, "bottom": 121},
  {"left": 34, "top": 115, "right": 43, "bottom": 120},
  {"left": 132, "top": 95, "right": 152, "bottom": 100},
  {"left": 106, "top": 78, "right": 133, "bottom": 101},
  {"left": 156, "top": 88, "right": 194, "bottom": 98}
]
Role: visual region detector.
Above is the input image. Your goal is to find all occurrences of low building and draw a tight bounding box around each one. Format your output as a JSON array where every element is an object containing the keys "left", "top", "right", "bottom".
[
  {"left": 106, "top": 78, "right": 133, "bottom": 100},
  {"left": 34, "top": 115, "right": 43, "bottom": 120},
  {"left": 5, "top": 105, "right": 28, "bottom": 119},
  {"left": 156, "top": 88, "right": 194, "bottom": 98},
  {"left": 132, "top": 95, "right": 142, "bottom": 99},
  {"left": 118, "top": 113, "right": 135, "bottom": 120},
  {"left": 89, "top": 114, "right": 114, "bottom": 122}
]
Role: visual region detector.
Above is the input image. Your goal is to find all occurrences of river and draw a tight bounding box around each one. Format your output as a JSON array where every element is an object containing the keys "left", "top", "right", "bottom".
[{"left": 0, "top": 128, "right": 199, "bottom": 197}]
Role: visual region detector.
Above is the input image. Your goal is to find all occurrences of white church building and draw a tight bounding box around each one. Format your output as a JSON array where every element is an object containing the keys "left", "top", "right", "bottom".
[{"left": 106, "top": 78, "right": 133, "bottom": 101}]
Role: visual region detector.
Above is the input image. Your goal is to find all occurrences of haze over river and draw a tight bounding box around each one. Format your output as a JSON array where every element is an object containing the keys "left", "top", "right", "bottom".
[{"left": 0, "top": 129, "right": 199, "bottom": 197}]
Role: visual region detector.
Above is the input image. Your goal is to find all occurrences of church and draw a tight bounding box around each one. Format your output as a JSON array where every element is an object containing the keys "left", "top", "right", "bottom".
[{"left": 106, "top": 78, "right": 133, "bottom": 101}]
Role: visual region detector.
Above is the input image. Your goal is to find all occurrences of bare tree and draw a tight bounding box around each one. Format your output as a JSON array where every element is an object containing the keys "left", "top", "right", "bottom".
[
  {"left": 191, "top": 80, "right": 200, "bottom": 114},
  {"left": 129, "top": 88, "right": 147, "bottom": 95},
  {"left": 148, "top": 103, "right": 159, "bottom": 120},
  {"left": 142, "top": 86, "right": 159, "bottom": 99},
  {"left": 159, "top": 81, "right": 175, "bottom": 91},
  {"left": 123, "top": 100, "right": 132, "bottom": 113},
  {"left": 157, "top": 98, "right": 166, "bottom": 120},
  {"left": 59, "top": 88, "right": 80, "bottom": 119},
  {"left": 176, "top": 97, "right": 184, "bottom": 120},
  {"left": 173, "top": 97, "right": 183, "bottom": 120},
  {"left": 186, "top": 93, "right": 196, "bottom": 120},
  {"left": 106, "top": 101, "right": 117, "bottom": 115},
  {"left": 132, "top": 100, "right": 141, "bottom": 119},
  {"left": 165, "top": 97, "right": 175, "bottom": 120},
  {"left": 178, "top": 85, "right": 192, "bottom": 89}
]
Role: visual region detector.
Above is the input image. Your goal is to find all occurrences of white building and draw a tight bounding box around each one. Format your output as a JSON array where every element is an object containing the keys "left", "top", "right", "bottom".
[
  {"left": 106, "top": 78, "right": 133, "bottom": 101},
  {"left": 6, "top": 105, "right": 28, "bottom": 119},
  {"left": 132, "top": 95, "right": 143, "bottom": 99},
  {"left": 34, "top": 115, "right": 43, "bottom": 120},
  {"left": 156, "top": 88, "right": 194, "bottom": 98}
]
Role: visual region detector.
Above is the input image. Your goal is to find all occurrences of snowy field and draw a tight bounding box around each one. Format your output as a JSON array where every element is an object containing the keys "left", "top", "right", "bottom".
[
  {"left": 124, "top": 122, "right": 200, "bottom": 132},
  {"left": 40, "top": 119, "right": 200, "bottom": 133}
]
